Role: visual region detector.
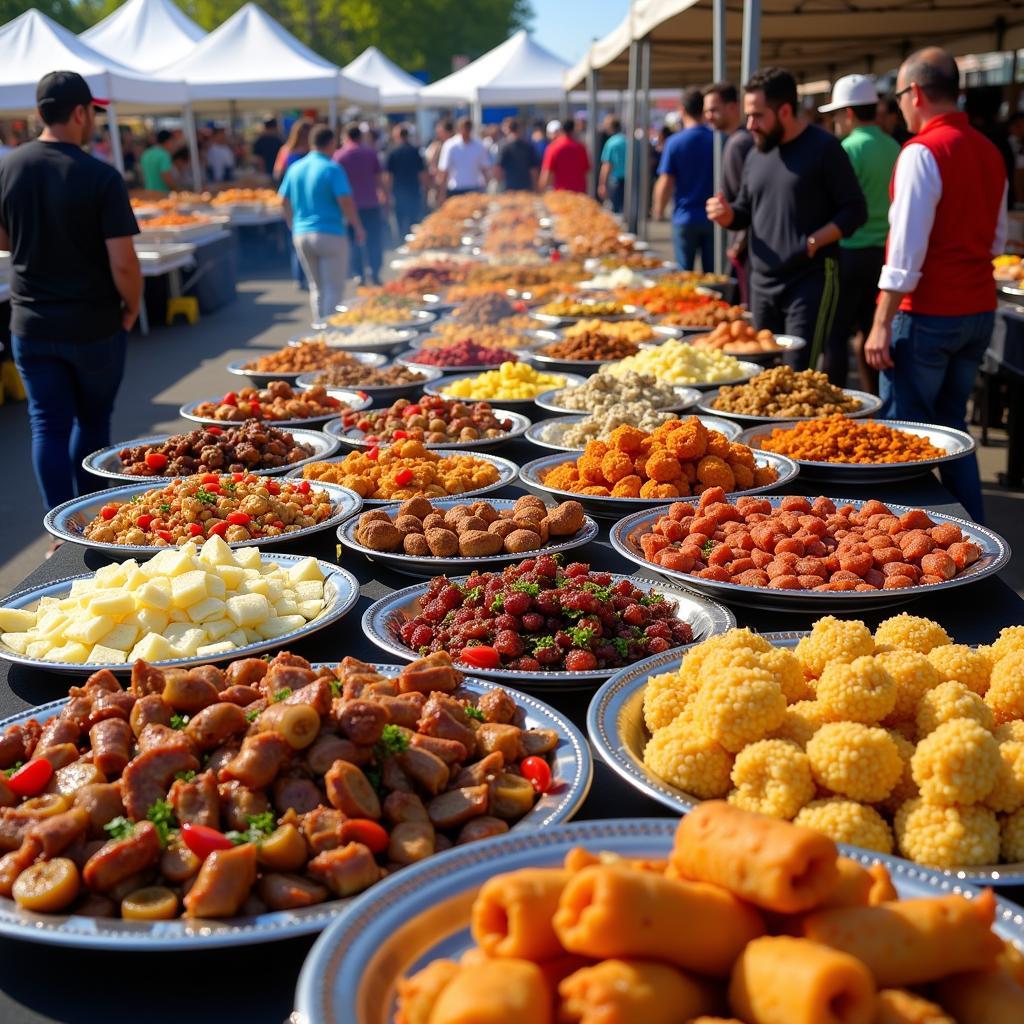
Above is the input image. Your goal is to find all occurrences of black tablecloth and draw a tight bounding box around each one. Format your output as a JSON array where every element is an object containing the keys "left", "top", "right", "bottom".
[{"left": 2, "top": 442, "right": 1023, "bottom": 1023}]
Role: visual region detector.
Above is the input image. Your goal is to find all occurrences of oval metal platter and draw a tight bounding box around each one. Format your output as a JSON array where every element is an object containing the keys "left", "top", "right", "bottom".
[
  {"left": 178, "top": 388, "right": 370, "bottom": 430},
  {"left": 529, "top": 303, "right": 649, "bottom": 326},
  {"left": 324, "top": 409, "right": 532, "bottom": 451},
  {"left": 629, "top": 355, "right": 764, "bottom": 391},
  {"left": 295, "top": 365, "right": 442, "bottom": 404},
  {"left": 423, "top": 371, "right": 588, "bottom": 412},
  {"left": 697, "top": 387, "right": 885, "bottom": 423},
  {"left": 532, "top": 383, "right": 700, "bottom": 416},
  {"left": 671, "top": 333, "right": 807, "bottom": 366},
  {"left": 288, "top": 329, "right": 418, "bottom": 355},
  {"left": 609, "top": 497, "right": 1011, "bottom": 611},
  {"left": 0, "top": 667, "right": 592, "bottom": 949},
  {"left": 322, "top": 307, "right": 438, "bottom": 332},
  {"left": 82, "top": 428, "right": 341, "bottom": 483},
  {"left": 295, "top": 817, "right": 1024, "bottom": 1024},
  {"left": 525, "top": 412, "right": 742, "bottom": 453},
  {"left": 394, "top": 350, "right": 524, "bottom": 375},
  {"left": 226, "top": 351, "right": 387, "bottom": 387}
]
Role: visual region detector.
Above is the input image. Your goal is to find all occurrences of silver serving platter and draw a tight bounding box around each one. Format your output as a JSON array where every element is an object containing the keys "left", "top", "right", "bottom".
[
  {"left": 289, "top": 329, "right": 418, "bottom": 355},
  {"left": 738, "top": 419, "right": 977, "bottom": 483},
  {"left": 583, "top": 257, "right": 676, "bottom": 274},
  {"left": 610, "top": 497, "right": 1011, "bottom": 611},
  {"left": 338, "top": 497, "right": 600, "bottom": 577},
  {"left": 178, "top": 388, "right": 370, "bottom": 430},
  {"left": 43, "top": 480, "right": 363, "bottom": 558},
  {"left": 525, "top": 413, "right": 742, "bottom": 453},
  {"left": 324, "top": 306, "right": 437, "bottom": 332},
  {"left": 997, "top": 281, "right": 1024, "bottom": 300},
  {"left": 394, "top": 349, "right": 523, "bottom": 375},
  {"left": 295, "top": 819, "right": 1024, "bottom": 1024},
  {"left": 673, "top": 333, "right": 807, "bottom": 366},
  {"left": 362, "top": 574, "right": 735, "bottom": 689},
  {"left": 282, "top": 449, "right": 521, "bottom": 506},
  {"left": 418, "top": 293, "right": 456, "bottom": 314},
  {"left": 588, "top": 634, "right": 1024, "bottom": 886},
  {"left": 295, "top": 365, "right": 442, "bottom": 404},
  {"left": 325, "top": 409, "right": 532, "bottom": 451},
  {"left": 576, "top": 275, "right": 657, "bottom": 290},
  {"left": 226, "top": 351, "right": 386, "bottom": 387},
  {"left": 697, "top": 386, "right": 885, "bottom": 423},
  {"left": 424, "top": 371, "right": 588, "bottom": 412},
  {"left": 533, "top": 382, "right": 700, "bottom": 415},
  {"left": 82, "top": 428, "right": 341, "bottom": 483},
  {"left": 518, "top": 449, "right": 799, "bottom": 520},
  {"left": 529, "top": 302, "right": 649, "bottom": 327},
  {"left": 631, "top": 354, "right": 763, "bottom": 391},
  {"left": 0, "top": 666, "right": 592, "bottom": 949},
  {"left": 0, "top": 553, "right": 359, "bottom": 674}
]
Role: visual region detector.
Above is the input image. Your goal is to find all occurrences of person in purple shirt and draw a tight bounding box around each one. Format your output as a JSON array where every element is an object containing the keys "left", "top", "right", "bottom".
[
  {"left": 653, "top": 87, "right": 715, "bottom": 271},
  {"left": 333, "top": 123, "right": 384, "bottom": 286}
]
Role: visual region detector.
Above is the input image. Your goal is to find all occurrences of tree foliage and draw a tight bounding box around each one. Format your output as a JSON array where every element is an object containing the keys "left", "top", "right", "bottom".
[{"left": 44, "top": 0, "right": 533, "bottom": 81}]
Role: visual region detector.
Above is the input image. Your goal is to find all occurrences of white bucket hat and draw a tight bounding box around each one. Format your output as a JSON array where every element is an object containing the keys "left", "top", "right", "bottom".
[{"left": 818, "top": 74, "right": 879, "bottom": 113}]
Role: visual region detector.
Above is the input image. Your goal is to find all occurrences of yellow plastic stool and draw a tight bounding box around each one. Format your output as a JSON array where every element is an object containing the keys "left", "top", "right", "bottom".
[
  {"left": 165, "top": 296, "right": 200, "bottom": 325},
  {"left": 0, "top": 361, "right": 26, "bottom": 402}
]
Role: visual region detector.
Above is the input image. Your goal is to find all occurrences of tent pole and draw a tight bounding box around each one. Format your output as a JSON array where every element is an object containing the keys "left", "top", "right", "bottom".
[
  {"left": 472, "top": 96, "right": 483, "bottom": 129},
  {"left": 586, "top": 65, "right": 599, "bottom": 197},
  {"left": 623, "top": 39, "right": 640, "bottom": 234},
  {"left": 107, "top": 101, "right": 125, "bottom": 176},
  {"left": 712, "top": 0, "right": 726, "bottom": 274},
  {"left": 328, "top": 97, "right": 338, "bottom": 133},
  {"left": 184, "top": 103, "right": 202, "bottom": 191},
  {"left": 741, "top": 0, "right": 761, "bottom": 84},
  {"left": 636, "top": 37, "right": 651, "bottom": 241}
]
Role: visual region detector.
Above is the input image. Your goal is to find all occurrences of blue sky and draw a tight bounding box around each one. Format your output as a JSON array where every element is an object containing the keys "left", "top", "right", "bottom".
[{"left": 530, "top": 0, "right": 627, "bottom": 65}]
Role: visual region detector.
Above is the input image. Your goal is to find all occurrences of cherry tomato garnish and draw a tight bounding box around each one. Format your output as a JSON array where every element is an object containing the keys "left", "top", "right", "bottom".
[
  {"left": 180, "top": 822, "right": 234, "bottom": 860},
  {"left": 272, "top": 520, "right": 284, "bottom": 529},
  {"left": 205, "top": 484, "right": 223, "bottom": 495},
  {"left": 136, "top": 514, "right": 154, "bottom": 530},
  {"left": 339, "top": 819, "right": 389, "bottom": 854},
  {"left": 403, "top": 404, "right": 421, "bottom": 417},
  {"left": 226, "top": 511, "right": 251, "bottom": 526},
  {"left": 7, "top": 759, "right": 54, "bottom": 798},
  {"left": 144, "top": 452, "right": 168, "bottom": 470},
  {"left": 394, "top": 468, "right": 414, "bottom": 486},
  {"left": 206, "top": 426, "right": 223, "bottom": 436},
  {"left": 156, "top": 530, "right": 174, "bottom": 543},
  {"left": 249, "top": 403, "right": 261, "bottom": 416},
  {"left": 100, "top": 505, "right": 119, "bottom": 521},
  {"left": 297, "top": 480, "right": 311, "bottom": 494},
  {"left": 188, "top": 523, "right": 204, "bottom": 536},
  {"left": 208, "top": 522, "right": 229, "bottom": 537},
  {"left": 519, "top": 756, "right": 552, "bottom": 794},
  {"left": 232, "top": 473, "right": 244, "bottom": 482},
  {"left": 392, "top": 430, "right": 408, "bottom": 440},
  {"left": 368, "top": 447, "right": 380, "bottom": 461},
  {"left": 460, "top": 645, "right": 500, "bottom": 669},
  {"left": 201, "top": 474, "right": 220, "bottom": 485},
  {"left": 221, "top": 392, "right": 238, "bottom": 406},
  {"left": 265, "top": 480, "right": 281, "bottom": 495}
]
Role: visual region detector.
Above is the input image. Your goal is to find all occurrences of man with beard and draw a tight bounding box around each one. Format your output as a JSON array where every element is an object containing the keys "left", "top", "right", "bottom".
[{"left": 707, "top": 67, "right": 866, "bottom": 369}]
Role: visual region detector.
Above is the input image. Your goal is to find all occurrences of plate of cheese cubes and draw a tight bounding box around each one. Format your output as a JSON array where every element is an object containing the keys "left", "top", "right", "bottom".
[{"left": 0, "top": 536, "right": 359, "bottom": 672}]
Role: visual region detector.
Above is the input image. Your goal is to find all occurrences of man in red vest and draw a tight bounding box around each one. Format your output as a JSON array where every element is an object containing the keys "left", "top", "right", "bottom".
[{"left": 865, "top": 48, "right": 1007, "bottom": 522}]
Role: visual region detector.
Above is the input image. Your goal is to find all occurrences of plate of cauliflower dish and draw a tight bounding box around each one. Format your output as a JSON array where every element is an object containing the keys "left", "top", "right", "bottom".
[{"left": 588, "top": 616, "right": 1024, "bottom": 883}]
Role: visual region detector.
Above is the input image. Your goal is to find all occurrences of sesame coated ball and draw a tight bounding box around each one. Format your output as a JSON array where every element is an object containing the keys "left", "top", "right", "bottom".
[
  {"left": 995, "top": 721, "right": 1024, "bottom": 744},
  {"left": 985, "top": 650, "right": 1024, "bottom": 726},
  {"left": 727, "top": 739, "right": 816, "bottom": 820},
  {"left": 643, "top": 669, "right": 700, "bottom": 733},
  {"left": 984, "top": 740, "right": 1024, "bottom": 814},
  {"left": 926, "top": 643, "right": 992, "bottom": 697},
  {"left": 1001, "top": 807, "right": 1024, "bottom": 862},
  {"left": 875, "top": 649, "right": 941, "bottom": 723},
  {"left": 642, "top": 717, "right": 733, "bottom": 798},
  {"left": 806, "top": 722, "right": 903, "bottom": 802},
  {"left": 691, "top": 665, "right": 786, "bottom": 753},
  {"left": 916, "top": 680, "right": 995, "bottom": 738},
  {"left": 911, "top": 718, "right": 1000, "bottom": 804},
  {"left": 815, "top": 656, "right": 897, "bottom": 724},
  {"left": 991, "top": 626, "right": 1024, "bottom": 663},
  {"left": 794, "top": 797, "right": 894, "bottom": 854},
  {"left": 895, "top": 798, "right": 1000, "bottom": 867},
  {"left": 874, "top": 613, "right": 951, "bottom": 654},
  {"left": 795, "top": 616, "right": 874, "bottom": 679},
  {"left": 679, "top": 628, "right": 773, "bottom": 682},
  {"left": 760, "top": 647, "right": 814, "bottom": 704},
  {"left": 696, "top": 646, "right": 764, "bottom": 686},
  {"left": 767, "top": 700, "right": 828, "bottom": 748}
]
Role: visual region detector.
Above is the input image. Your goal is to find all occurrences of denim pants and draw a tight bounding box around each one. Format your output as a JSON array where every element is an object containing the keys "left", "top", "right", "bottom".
[
  {"left": 393, "top": 191, "right": 422, "bottom": 240},
  {"left": 11, "top": 331, "right": 127, "bottom": 510},
  {"left": 879, "top": 310, "right": 993, "bottom": 523},
  {"left": 672, "top": 221, "right": 714, "bottom": 272},
  {"left": 348, "top": 206, "right": 383, "bottom": 286},
  {"left": 608, "top": 177, "right": 625, "bottom": 214}
]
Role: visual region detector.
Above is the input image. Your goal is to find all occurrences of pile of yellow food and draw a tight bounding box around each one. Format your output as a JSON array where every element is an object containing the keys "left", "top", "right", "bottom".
[
  {"left": 0, "top": 537, "right": 325, "bottom": 665},
  {"left": 440, "top": 361, "right": 567, "bottom": 401},
  {"left": 397, "top": 802, "right": 1024, "bottom": 1024},
  {"left": 608, "top": 337, "right": 745, "bottom": 385},
  {"left": 994, "top": 254, "right": 1023, "bottom": 282},
  {"left": 642, "top": 615, "right": 1024, "bottom": 869}
]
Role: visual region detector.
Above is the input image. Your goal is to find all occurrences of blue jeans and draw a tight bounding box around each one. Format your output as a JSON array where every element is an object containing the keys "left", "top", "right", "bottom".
[
  {"left": 12, "top": 331, "right": 127, "bottom": 510},
  {"left": 608, "top": 177, "right": 625, "bottom": 214},
  {"left": 879, "top": 310, "right": 993, "bottom": 523},
  {"left": 393, "top": 190, "right": 422, "bottom": 240},
  {"left": 673, "top": 221, "right": 714, "bottom": 272},
  {"left": 349, "top": 206, "right": 383, "bottom": 286}
]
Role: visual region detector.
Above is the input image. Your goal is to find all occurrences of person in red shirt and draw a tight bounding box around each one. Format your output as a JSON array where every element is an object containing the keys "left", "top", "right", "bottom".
[{"left": 539, "top": 118, "right": 590, "bottom": 193}]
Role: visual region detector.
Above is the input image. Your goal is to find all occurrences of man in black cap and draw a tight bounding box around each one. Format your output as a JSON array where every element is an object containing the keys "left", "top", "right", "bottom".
[{"left": 0, "top": 71, "right": 141, "bottom": 533}]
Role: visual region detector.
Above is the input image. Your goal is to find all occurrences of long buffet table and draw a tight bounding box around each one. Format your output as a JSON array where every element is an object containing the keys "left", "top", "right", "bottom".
[{"left": 1, "top": 436, "right": 1023, "bottom": 1024}]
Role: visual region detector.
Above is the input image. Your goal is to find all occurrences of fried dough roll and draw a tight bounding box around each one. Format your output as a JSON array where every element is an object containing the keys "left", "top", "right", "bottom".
[
  {"left": 933, "top": 967, "right": 1024, "bottom": 1024},
  {"left": 671, "top": 801, "right": 838, "bottom": 913},
  {"left": 424, "top": 958, "right": 552, "bottom": 1024},
  {"left": 866, "top": 863, "right": 897, "bottom": 904},
  {"left": 727, "top": 936, "right": 875, "bottom": 1024},
  {"left": 471, "top": 868, "right": 570, "bottom": 960},
  {"left": 874, "top": 988, "right": 953, "bottom": 1024},
  {"left": 558, "top": 959, "right": 720, "bottom": 1024},
  {"left": 553, "top": 865, "right": 764, "bottom": 977},
  {"left": 799, "top": 889, "right": 1003, "bottom": 987},
  {"left": 395, "top": 960, "right": 461, "bottom": 1024},
  {"left": 816, "top": 858, "right": 874, "bottom": 909}
]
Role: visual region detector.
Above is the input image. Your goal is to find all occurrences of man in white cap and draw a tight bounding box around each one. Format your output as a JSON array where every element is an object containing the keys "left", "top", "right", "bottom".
[{"left": 819, "top": 74, "right": 900, "bottom": 390}]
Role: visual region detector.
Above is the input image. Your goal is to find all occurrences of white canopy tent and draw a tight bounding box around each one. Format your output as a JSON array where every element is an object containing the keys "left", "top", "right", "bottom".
[
  {"left": 154, "top": 3, "right": 379, "bottom": 115},
  {"left": 81, "top": 0, "right": 206, "bottom": 74},
  {"left": 0, "top": 9, "right": 190, "bottom": 173},
  {"left": 343, "top": 46, "right": 423, "bottom": 110}
]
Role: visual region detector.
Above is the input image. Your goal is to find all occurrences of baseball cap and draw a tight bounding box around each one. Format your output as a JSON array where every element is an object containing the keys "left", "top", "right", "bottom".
[
  {"left": 546, "top": 119, "right": 561, "bottom": 137},
  {"left": 36, "top": 70, "right": 108, "bottom": 116},
  {"left": 818, "top": 74, "right": 878, "bottom": 113}
]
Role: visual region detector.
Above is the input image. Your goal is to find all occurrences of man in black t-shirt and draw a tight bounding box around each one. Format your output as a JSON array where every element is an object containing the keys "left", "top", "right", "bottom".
[
  {"left": 252, "top": 117, "right": 284, "bottom": 175},
  {"left": 708, "top": 68, "right": 866, "bottom": 370},
  {"left": 384, "top": 126, "right": 427, "bottom": 239},
  {"left": 0, "top": 71, "right": 141, "bottom": 525},
  {"left": 495, "top": 119, "right": 538, "bottom": 192}
]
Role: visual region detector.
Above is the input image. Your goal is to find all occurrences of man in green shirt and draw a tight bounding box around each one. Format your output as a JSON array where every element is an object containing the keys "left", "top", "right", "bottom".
[
  {"left": 598, "top": 119, "right": 627, "bottom": 213},
  {"left": 820, "top": 75, "right": 900, "bottom": 388},
  {"left": 140, "top": 129, "right": 176, "bottom": 193}
]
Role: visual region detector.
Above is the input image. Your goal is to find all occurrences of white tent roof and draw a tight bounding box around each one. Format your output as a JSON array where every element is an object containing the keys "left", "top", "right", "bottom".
[
  {"left": 420, "top": 30, "right": 577, "bottom": 105},
  {"left": 81, "top": 0, "right": 205, "bottom": 74},
  {"left": 343, "top": 46, "right": 422, "bottom": 110},
  {"left": 0, "top": 8, "right": 188, "bottom": 113},
  {"left": 154, "top": 3, "right": 378, "bottom": 108}
]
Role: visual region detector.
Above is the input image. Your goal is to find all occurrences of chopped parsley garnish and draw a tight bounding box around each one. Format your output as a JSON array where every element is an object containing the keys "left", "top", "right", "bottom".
[
  {"left": 532, "top": 635, "right": 556, "bottom": 653},
  {"left": 226, "top": 811, "right": 277, "bottom": 846},
  {"left": 245, "top": 707, "right": 261, "bottom": 722},
  {"left": 639, "top": 593, "right": 665, "bottom": 607},
  {"left": 377, "top": 724, "right": 410, "bottom": 757},
  {"left": 194, "top": 488, "right": 217, "bottom": 506},
  {"left": 582, "top": 582, "right": 612, "bottom": 602},
  {"left": 611, "top": 637, "right": 630, "bottom": 656},
  {"left": 511, "top": 581, "right": 540, "bottom": 596},
  {"left": 3, "top": 761, "right": 24, "bottom": 778},
  {"left": 463, "top": 586, "right": 483, "bottom": 603},
  {"left": 271, "top": 688, "right": 292, "bottom": 703},
  {"left": 129, "top": 495, "right": 142, "bottom": 505},
  {"left": 328, "top": 678, "right": 342, "bottom": 698},
  {"left": 225, "top": 481, "right": 237, "bottom": 493},
  {"left": 567, "top": 625, "right": 595, "bottom": 647},
  {"left": 701, "top": 539, "right": 716, "bottom": 558},
  {"left": 169, "top": 713, "right": 189, "bottom": 730},
  {"left": 489, "top": 593, "right": 504, "bottom": 612},
  {"left": 103, "top": 816, "right": 135, "bottom": 841},
  {"left": 145, "top": 799, "right": 177, "bottom": 846},
  {"left": 464, "top": 705, "right": 485, "bottom": 722},
  {"left": 174, "top": 769, "right": 196, "bottom": 783},
  {"left": 158, "top": 503, "right": 171, "bottom": 513}
]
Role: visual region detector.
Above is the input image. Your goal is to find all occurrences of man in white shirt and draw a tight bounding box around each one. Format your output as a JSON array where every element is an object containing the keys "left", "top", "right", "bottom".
[
  {"left": 205, "top": 126, "right": 236, "bottom": 184},
  {"left": 437, "top": 118, "right": 491, "bottom": 199}
]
